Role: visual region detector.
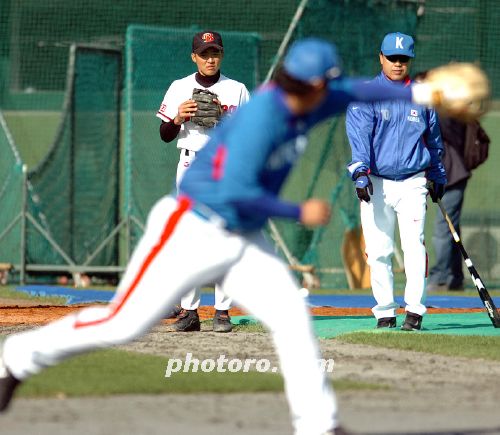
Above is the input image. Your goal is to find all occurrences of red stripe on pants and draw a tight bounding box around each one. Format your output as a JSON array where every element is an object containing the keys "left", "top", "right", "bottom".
[{"left": 74, "top": 196, "right": 192, "bottom": 328}]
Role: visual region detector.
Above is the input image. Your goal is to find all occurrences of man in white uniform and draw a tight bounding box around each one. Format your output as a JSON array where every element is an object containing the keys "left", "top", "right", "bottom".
[
  {"left": 156, "top": 31, "right": 250, "bottom": 332},
  {"left": 346, "top": 32, "right": 447, "bottom": 331}
]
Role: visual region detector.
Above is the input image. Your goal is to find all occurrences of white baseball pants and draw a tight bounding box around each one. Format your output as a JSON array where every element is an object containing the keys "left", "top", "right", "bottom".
[
  {"left": 361, "top": 173, "right": 428, "bottom": 319},
  {"left": 177, "top": 148, "right": 232, "bottom": 311},
  {"left": 3, "top": 195, "right": 337, "bottom": 435}
]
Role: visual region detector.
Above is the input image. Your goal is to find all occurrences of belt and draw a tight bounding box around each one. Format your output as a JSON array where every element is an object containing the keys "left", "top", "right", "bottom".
[
  {"left": 375, "top": 170, "right": 424, "bottom": 181},
  {"left": 191, "top": 201, "right": 227, "bottom": 229},
  {"left": 181, "top": 149, "right": 196, "bottom": 157}
]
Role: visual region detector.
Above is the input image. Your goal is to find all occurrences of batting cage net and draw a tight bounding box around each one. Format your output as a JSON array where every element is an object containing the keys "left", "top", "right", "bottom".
[
  {"left": 0, "top": 0, "right": 499, "bottom": 287},
  {"left": 0, "top": 45, "right": 121, "bottom": 280}
]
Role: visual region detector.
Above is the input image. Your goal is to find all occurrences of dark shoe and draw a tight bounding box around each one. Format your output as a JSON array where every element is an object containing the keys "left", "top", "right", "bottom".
[
  {"left": 376, "top": 317, "right": 396, "bottom": 328},
  {"left": 324, "top": 426, "right": 350, "bottom": 435},
  {"left": 165, "top": 304, "right": 182, "bottom": 319},
  {"left": 401, "top": 312, "right": 423, "bottom": 331},
  {"left": 0, "top": 343, "right": 21, "bottom": 411},
  {"left": 448, "top": 282, "right": 464, "bottom": 291},
  {"left": 213, "top": 310, "right": 232, "bottom": 333},
  {"left": 173, "top": 309, "right": 200, "bottom": 332}
]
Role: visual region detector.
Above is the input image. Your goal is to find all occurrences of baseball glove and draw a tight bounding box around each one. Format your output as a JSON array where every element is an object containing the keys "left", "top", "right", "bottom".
[
  {"left": 422, "top": 63, "right": 491, "bottom": 121},
  {"left": 190, "top": 88, "right": 223, "bottom": 128}
]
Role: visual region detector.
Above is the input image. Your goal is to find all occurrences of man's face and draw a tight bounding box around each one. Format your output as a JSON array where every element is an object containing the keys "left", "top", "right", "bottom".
[
  {"left": 379, "top": 53, "right": 411, "bottom": 81},
  {"left": 191, "top": 48, "right": 223, "bottom": 76}
]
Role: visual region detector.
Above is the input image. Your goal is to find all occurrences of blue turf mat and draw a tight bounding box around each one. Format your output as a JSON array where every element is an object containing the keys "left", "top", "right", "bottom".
[
  {"left": 13, "top": 285, "right": 498, "bottom": 309},
  {"left": 306, "top": 294, "right": 497, "bottom": 309},
  {"left": 15, "top": 286, "right": 115, "bottom": 305}
]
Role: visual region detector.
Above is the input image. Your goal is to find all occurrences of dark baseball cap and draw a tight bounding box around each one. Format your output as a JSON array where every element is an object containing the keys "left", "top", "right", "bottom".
[{"left": 192, "top": 31, "right": 224, "bottom": 54}]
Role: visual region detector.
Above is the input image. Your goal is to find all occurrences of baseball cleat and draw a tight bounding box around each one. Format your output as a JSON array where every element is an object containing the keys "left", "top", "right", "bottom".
[
  {"left": 0, "top": 342, "right": 21, "bottom": 412},
  {"left": 173, "top": 309, "right": 201, "bottom": 332},
  {"left": 323, "top": 426, "right": 351, "bottom": 434},
  {"left": 165, "top": 304, "right": 182, "bottom": 319},
  {"left": 401, "top": 312, "right": 423, "bottom": 331},
  {"left": 375, "top": 317, "right": 396, "bottom": 328},
  {"left": 213, "top": 310, "right": 232, "bottom": 333}
]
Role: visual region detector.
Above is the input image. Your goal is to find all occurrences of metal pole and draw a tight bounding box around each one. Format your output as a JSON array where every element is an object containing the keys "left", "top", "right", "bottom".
[
  {"left": 20, "top": 164, "right": 27, "bottom": 284},
  {"left": 264, "top": 0, "right": 310, "bottom": 83}
]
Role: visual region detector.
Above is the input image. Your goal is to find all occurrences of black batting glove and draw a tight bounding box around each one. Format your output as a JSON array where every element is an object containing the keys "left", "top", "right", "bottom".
[
  {"left": 354, "top": 171, "right": 373, "bottom": 202},
  {"left": 426, "top": 180, "right": 445, "bottom": 203}
]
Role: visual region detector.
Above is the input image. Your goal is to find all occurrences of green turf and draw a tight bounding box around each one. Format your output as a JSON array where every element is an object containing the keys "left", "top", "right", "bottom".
[
  {"left": 0, "top": 285, "right": 66, "bottom": 305},
  {"left": 232, "top": 312, "right": 500, "bottom": 338},
  {"left": 338, "top": 332, "right": 500, "bottom": 361},
  {"left": 14, "top": 347, "right": 383, "bottom": 398}
]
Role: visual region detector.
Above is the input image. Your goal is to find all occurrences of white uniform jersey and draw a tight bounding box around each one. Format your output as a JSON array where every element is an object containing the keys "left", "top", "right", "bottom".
[{"left": 156, "top": 73, "right": 250, "bottom": 152}]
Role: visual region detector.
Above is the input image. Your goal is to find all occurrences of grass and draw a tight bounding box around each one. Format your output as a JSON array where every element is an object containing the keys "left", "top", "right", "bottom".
[
  {"left": 15, "top": 348, "right": 384, "bottom": 398},
  {"left": 337, "top": 331, "right": 500, "bottom": 361},
  {"left": 0, "top": 285, "right": 66, "bottom": 305}
]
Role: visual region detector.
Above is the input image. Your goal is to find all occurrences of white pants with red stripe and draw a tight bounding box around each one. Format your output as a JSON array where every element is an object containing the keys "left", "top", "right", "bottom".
[
  {"left": 3, "top": 195, "right": 337, "bottom": 435},
  {"left": 177, "top": 148, "right": 232, "bottom": 311},
  {"left": 361, "top": 172, "right": 428, "bottom": 319}
]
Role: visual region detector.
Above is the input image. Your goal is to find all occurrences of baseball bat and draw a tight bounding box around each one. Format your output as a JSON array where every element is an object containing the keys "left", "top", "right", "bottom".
[{"left": 437, "top": 198, "right": 500, "bottom": 328}]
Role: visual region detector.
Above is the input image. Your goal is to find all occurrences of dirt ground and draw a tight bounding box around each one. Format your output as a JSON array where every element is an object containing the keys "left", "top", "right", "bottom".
[{"left": 1, "top": 300, "right": 500, "bottom": 434}]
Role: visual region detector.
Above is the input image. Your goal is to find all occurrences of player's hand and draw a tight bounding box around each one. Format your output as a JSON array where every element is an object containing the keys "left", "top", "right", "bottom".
[
  {"left": 354, "top": 171, "right": 373, "bottom": 202},
  {"left": 174, "top": 99, "right": 198, "bottom": 125},
  {"left": 426, "top": 180, "right": 445, "bottom": 203},
  {"left": 300, "top": 199, "right": 331, "bottom": 227}
]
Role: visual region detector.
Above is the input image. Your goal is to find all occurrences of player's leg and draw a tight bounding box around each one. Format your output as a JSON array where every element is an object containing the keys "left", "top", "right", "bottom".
[
  {"left": 395, "top": 174, "right": 428, "bottom": 320},
  {"left": 361, "top": 176, "right": 399, "bottom": 322},
  {"left": 428, "top": 180, "right": 467, "bottom": 290},
  {"left": 221, "top": 232, "right": 338, "bottom": 435},
  {"left": 173, "top": 288, "right": 202, "bottom": 332},
  {"left": 176, "top": 149, "right": 196, "bottom": 188},
  {"left": 1, "top": 196, "right": 242, "bottom": 390},
  {"left": 172, "top": 149, "right": 203, "bottom": 331},
  {"left": 212, "top": 284, "right": 232, "bottom": 332}
]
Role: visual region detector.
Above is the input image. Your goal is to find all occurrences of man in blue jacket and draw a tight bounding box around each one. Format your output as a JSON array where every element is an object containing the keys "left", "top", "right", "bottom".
[
  {"left": 0, "top": 38, "right": 453, "bottom": 434},
  {"left": 346, "top": 32, "right": 447, "bottom": 331}
]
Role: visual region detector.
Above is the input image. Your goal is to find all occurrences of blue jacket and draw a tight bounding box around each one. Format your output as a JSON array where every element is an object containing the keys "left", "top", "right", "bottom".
[
  {"left": 180, "top": 77, "right": 414, "bottom": 232},
  {"left": 346, "top": 73, "right": 446, "bottom": 183}
]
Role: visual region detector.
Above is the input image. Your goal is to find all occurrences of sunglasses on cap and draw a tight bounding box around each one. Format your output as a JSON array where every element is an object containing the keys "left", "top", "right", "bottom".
[{"left": 385, "top": 55, "right": 411, "bottom": 64}]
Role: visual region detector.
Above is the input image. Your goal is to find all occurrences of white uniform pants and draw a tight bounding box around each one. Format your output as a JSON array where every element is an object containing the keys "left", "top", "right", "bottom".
[
  {"left": 3, "top": 195, "right": 337, "bottom": 435},
  {"left": 177, "top": 148, "right": 231, "bottom": 311},
  {"left": 361, "top": 173, "right": 428, "bottom": 319}
]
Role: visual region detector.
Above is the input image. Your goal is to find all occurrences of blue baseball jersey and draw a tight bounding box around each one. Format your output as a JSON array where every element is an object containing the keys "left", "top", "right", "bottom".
[
  {"left": 179, "top": 78, "right": 413, "bottom": 232},
  {"left": 346, "top": 73, "right": 446, "bottom": 183}
]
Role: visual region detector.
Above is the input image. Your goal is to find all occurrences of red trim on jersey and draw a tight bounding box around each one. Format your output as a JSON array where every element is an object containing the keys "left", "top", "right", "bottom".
[
  {"left": 212, "top": 144, "right": 227, "bottom": 180},
  {"left": 74, "top": 196, "right": 192, "bottom": 329},
  {"left": 157, "top": 112, "right": 173, "bottom": 122}
]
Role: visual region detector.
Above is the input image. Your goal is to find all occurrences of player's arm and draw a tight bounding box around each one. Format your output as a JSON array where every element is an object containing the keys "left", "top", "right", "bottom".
[
  {"left": 326, "top": 78, "right": 412, "bottom": 111},
  {"left": 424, "top": 109, "right": 447, "bottom": 184},
  {"left": 159, "top": 99, "right": 198, "bottom": 142},
  {"left": 232, "top": 195, "right": 329, "bottom": 227},
  {"left": 240, "top": 85, "right": 251, "bottom": 105},
  {"left": 157, "top": 81, "right": 198, "bottom": 143},
  {"left": 219, "top": 109, "right": 328, "bottom": 227},
  {"left": 345, "top": 102, "right": 373, "bottom": 178}
]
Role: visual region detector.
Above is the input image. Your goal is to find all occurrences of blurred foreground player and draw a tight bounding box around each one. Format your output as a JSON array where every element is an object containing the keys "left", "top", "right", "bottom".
[{"left": 0, "top": 37, "right": 487, "bottom": 435}]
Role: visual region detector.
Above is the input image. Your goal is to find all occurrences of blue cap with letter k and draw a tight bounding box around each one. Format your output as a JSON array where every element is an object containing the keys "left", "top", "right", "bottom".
[{"left": 380, "top": 32, "right": 415, "bottom": 58}]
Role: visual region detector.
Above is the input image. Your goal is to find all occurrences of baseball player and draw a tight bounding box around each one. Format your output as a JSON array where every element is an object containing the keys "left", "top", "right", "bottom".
[
  {"left": 346, "top": 32, "right": 446, "bottom": 331},
  {"left": 0, "top": 38, "right": 473, "bottom": 434},
  {"left": 156, "top": 30, "right": 250, "bottom": 332}
]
